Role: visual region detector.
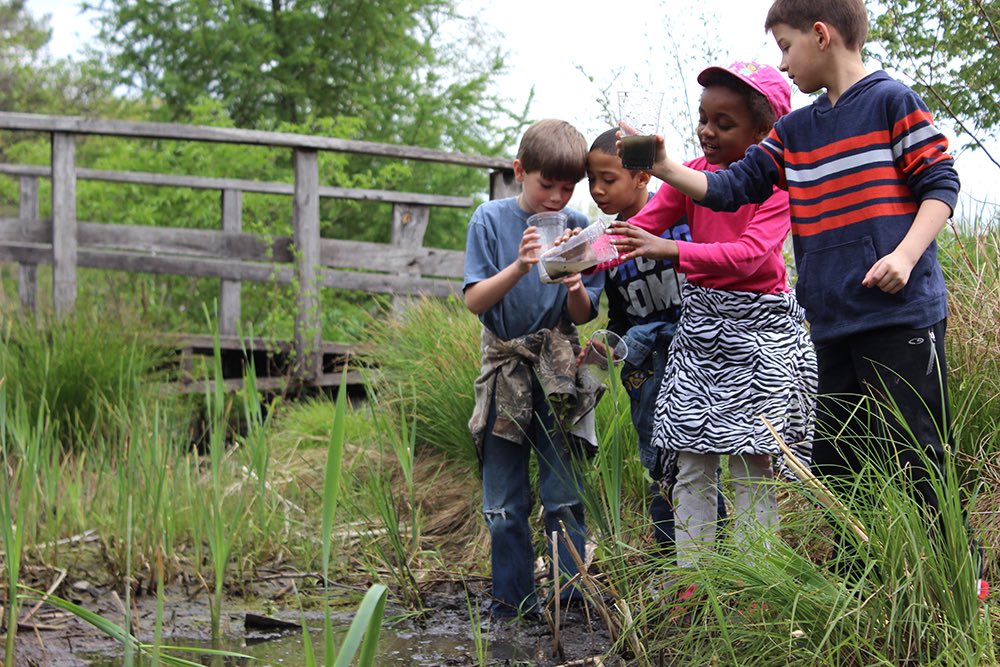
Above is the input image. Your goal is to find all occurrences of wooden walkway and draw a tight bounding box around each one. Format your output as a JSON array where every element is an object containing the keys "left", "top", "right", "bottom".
[{"left": 0, "top": 112, "right": 521, "bottom": 390}]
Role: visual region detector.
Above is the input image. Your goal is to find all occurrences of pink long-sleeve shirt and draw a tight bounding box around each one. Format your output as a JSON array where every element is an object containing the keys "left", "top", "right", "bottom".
[{"left": 631, "top": 156, "right": 791, "bottom": 294}]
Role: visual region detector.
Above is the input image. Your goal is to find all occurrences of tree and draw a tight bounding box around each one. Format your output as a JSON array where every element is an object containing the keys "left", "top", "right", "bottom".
[
  {"left": 0, "top": 0, "right": 52, "bottom": 110},
  {"left": 0, "top": 0, "right": 120, "bottom": 116},
  {"left": 84, "top": 0, "right": 522, "bottom": 150},
  {"left": 870, "top": 0, "right": 1000, "bottom": 166}
]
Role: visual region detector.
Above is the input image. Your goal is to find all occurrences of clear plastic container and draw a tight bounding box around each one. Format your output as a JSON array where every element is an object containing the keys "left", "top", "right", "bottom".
[
  {"left": 539, "top": 217, "right": 618, "bottom": 281},
  {"left": 528, "top": 211, "right": 569, "bottom": 284}
]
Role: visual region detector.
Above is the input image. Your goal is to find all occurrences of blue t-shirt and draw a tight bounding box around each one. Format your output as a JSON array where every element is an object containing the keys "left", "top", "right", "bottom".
[{"left": 463, "top": 197, "right": 604, "bottom": 341}]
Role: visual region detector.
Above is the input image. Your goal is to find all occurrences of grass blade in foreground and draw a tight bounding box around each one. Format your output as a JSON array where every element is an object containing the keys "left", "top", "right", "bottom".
[{"left": 333, "top": 584, "right": 389, "bottom": 667}]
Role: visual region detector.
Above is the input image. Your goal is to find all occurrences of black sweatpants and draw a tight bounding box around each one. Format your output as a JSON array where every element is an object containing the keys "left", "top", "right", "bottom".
[{"left": 812, "top": 319, "right": 951, "bottom": 538}]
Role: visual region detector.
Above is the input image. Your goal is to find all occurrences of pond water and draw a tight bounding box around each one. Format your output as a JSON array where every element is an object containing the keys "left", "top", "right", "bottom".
[
  {"left": 81, "top": 606, "right": 612, "bottom": 666},
  {"left": 85, "top": 625, "right": 485, "bottom": 666}
]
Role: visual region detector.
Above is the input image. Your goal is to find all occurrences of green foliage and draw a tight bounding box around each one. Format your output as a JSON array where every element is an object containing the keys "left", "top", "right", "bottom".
[
  {"left": 871, "top": 0, "right": 1000, "bottom": 152},
  {"left": 85, "top": 0, "right": 518, "bottom": 143},
  {"left": 0, "top": 1, "right": 122, "bottom": 118},
  {"left": 0, "top": 306, "right": 171, "bottom": 450},
  {"left": 938, "top": 223, "right": 1000, "bottom": 461},
  {"left": 364, "top": 296, "right": 482, "bottom": 470},
  {"left": 80, "top": 0, "right": 525, "bottom": 251}
]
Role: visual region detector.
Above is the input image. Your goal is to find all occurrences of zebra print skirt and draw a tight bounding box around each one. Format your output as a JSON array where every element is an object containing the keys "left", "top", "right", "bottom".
[{"left": 650, "top": 283, "right": 817, "bottom": 471}]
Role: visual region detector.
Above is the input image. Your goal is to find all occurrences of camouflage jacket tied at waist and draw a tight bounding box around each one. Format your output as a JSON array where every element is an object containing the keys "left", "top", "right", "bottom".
[{"left": 469, "top": 320, "right": 601, "bottom": 460}]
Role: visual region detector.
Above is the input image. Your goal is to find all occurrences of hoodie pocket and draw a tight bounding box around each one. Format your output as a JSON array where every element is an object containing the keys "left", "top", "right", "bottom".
[{"left": 796, "top": 236, "right": 903, "bottom": 332}]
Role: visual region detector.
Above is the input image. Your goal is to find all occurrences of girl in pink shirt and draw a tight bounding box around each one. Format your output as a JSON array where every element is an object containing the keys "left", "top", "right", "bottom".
[{"left": 610, "top": 62, "right": 816, "bottom": 575}]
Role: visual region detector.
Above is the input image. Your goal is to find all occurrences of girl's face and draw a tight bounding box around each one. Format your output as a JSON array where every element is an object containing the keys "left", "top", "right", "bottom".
[
  {"left": 697, "top": 85, "right": 765, "bottom": 167},
  {"left": 514, "top": 159, "right": 577, "bottom": 214}
]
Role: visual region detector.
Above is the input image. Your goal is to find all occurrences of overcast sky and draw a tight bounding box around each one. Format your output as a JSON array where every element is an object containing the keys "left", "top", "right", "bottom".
[{"left": 27, "top": 0, "right": 998, "bottom": 216}]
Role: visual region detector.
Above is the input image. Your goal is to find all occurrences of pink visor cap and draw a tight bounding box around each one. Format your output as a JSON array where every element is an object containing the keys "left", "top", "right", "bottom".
[{"left": 697, "top": 61, "right": 791, "bottom": 119}]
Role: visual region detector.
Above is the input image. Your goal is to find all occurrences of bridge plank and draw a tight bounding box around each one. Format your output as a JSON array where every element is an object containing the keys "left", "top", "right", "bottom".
[{"left": 0, "top": 111, "right": 512, "bottom": 171}]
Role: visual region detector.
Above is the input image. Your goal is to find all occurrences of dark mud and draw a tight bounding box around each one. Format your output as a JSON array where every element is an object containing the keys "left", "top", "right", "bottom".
[{"left": 13, "top": 577, "right": 621, "bottom": 666}]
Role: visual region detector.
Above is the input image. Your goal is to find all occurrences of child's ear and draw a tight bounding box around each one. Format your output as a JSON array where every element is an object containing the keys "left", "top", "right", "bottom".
[
  {"left": 635, "top": 170, "right": 651, "bottom": 190},
  {"left": 513, "top": 159, "right": 526, "bottom": 182},
  {"left": 812, "top": 21, "right": 832, "bottom": 50}
]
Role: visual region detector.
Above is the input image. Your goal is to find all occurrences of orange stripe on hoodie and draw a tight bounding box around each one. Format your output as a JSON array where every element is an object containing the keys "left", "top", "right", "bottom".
[{"left": 791, "top": 200, "right": 918, "bottom": 237}]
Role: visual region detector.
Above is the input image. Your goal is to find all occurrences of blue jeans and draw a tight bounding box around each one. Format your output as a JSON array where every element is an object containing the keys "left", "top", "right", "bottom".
[{"left": 480, "top": 376, "right": 587, "bottom": 618}]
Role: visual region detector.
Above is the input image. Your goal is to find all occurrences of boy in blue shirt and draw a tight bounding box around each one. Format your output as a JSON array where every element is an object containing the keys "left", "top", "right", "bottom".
[
  {"left": 632, "top": 0, "right": 984, "bottom": 598},
  {"left": 464, "top": 118, "right": 605, "bottom": 619}
]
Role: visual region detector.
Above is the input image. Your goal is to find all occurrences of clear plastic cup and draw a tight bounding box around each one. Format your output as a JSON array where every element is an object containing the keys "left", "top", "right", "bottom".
[
  {"left": 528, "top": 211, "right": 569, "bottom": 283},
  {"left": 578, "top": 329, "right": 628, "bottom": 391},
  {"left": 617, "top": 91, "right": 664, "bottom": 170},
  {"left": 539, "top": 217, "right": 618, "bottom": 281}
]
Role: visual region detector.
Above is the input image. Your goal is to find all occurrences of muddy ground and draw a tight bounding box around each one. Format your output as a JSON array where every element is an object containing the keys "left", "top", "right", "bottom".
[{"left": 12, "top": 571, "right": 622, "bottom": 666}]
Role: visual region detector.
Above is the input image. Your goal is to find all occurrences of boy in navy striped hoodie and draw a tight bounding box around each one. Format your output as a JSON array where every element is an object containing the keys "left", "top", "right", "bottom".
[{"left": 631, "top": 0, "right": 986, "bottom": 599}]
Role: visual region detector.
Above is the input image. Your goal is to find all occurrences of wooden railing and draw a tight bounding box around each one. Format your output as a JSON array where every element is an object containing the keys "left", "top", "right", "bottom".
[{"left": 0, "top": 112, "right": 520, "bottom": 384}]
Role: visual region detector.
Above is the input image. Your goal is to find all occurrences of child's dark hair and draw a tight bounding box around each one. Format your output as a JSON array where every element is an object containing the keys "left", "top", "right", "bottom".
[
  {"left": 590, "top": 128, "right": 645, "bottom": 175},
  {"left": 589, "top": 128, "right": 619, "bottom": 156},
  {"left": 700, "top": 71, "right": 776, "bottom": 135},
  {"left": 517, "top": 119, "right": 588, "bottom": 182},
  {"left": 764, "top": 0, "right": 869, "bottom": 50}
]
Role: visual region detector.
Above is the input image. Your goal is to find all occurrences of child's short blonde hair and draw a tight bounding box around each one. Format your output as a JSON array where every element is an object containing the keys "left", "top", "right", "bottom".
[
  {"left": 516, "top": 119, "right": 588, "bottom": 183},
  {"left": 765, "top": 0, "right": 869, "bottom": 50}
]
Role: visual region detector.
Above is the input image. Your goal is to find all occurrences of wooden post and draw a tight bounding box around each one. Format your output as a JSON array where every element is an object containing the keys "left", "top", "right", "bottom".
[
  {"left": 18, "top": 175, "right": 39, "bottom": 311},
  {"left": 390, "top": 203, "right": 430, "bottom": 310},
  {"left": 219, "top": 188, "right": 242, "bottom": 336},
  {"left": 292, "top": 148, "right": 321, "bottom": 381},
  {"left": 489, "top": 168, "right": 519, "bottom": 200},
  {"left": 51, "top": 132, "right": 77, "bottom": 316}
]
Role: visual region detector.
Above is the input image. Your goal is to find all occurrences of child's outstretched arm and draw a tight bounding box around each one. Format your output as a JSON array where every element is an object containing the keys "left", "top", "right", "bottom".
[
  {"left": 862, "top": 199, "right": 951, "bottom": 294},
  {"left": 619, "top": 128, "right": 709, "bottom": 201},
  {"left": 464, "top": 226, "right": 540, "bottom": 314}
]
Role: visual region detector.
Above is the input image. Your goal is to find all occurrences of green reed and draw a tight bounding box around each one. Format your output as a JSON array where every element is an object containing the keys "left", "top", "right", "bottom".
[
  {"left": 202, "top": 323, "right": 247, "bottom": 644},
  {"left": 21, "top": 586, "right": 251, "bottom": 666},
  {"left": 298, "top": 374, "right": 388, "bottom": 667}
]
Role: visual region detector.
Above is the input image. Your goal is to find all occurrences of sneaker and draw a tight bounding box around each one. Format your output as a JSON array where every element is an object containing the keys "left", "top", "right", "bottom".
[{"left": 977, "top": 579, "right": 989, "bottom": 602}]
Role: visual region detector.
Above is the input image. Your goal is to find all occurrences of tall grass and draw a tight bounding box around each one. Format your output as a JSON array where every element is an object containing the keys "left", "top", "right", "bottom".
[
  {"left": 202, "top": 326, "right": 248, "bottom": 644},
  {"left": 298, "top": 375, "right": 389, "bottom": 667},
  {"left": 0, "top": 307, "right": 171, "bottom": 450},
  {"left": 645, "top": 449, "right": 995, "bottom": 666},
  {"left": 365, "top": 296, "right": 481, "bottom": 469}
]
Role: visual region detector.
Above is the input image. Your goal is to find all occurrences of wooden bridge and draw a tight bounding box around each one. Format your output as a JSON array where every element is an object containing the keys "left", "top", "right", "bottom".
[{"left": 0, "top": 112, "right": 520, "bottom": 390}]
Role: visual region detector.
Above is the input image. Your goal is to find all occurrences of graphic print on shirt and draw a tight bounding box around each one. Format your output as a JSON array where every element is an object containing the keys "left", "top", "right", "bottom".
[{"left": 607, "top": 218, "right": 691, "bottom": 324}]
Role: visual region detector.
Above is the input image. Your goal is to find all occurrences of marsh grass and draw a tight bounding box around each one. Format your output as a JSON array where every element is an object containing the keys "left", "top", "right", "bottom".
[
  {"left": 646, "top": 465, "right": 995, "bottom": 665},
  {"left": 0, "top": 307, "right": 171, "bottom": 451},
  {"left": 365, "top": 296, "right": 481, "bottom": 469},
  {"left": 0, "top": 221, "right": 995, "bottom": 664}
]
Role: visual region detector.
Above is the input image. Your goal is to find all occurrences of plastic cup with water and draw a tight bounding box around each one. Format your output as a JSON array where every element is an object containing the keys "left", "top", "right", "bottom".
[
  {"left": 528, "top": 211, "right": 569, "bottom": 283},
  {"left": 578, "top": 329, "right": 628, "bottom": 391},
  {"left": 617, "top": 91, "right": 664, "bottom": 170},
  {"left": 539, "top": 217, "right": 618, "bottom": 281}
]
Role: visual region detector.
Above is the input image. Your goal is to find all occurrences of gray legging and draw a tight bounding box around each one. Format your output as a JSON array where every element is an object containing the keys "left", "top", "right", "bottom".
[{"left": 673, "top": 451, "right": 777, "bottom": 568}]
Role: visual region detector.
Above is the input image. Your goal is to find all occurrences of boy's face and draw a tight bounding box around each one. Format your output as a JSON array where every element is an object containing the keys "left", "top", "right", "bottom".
[
  {"left": 587, "top": 150, "right": 648, "bottom": 217},
  {"left": 772, "top": 22, "right": 824, "bottom": 94},
  {"left": 514, "top": 160, "right": 577, "bottom": 214},
  {"left": 698, "top": 86, "right": 764, "bottom": 167}
]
